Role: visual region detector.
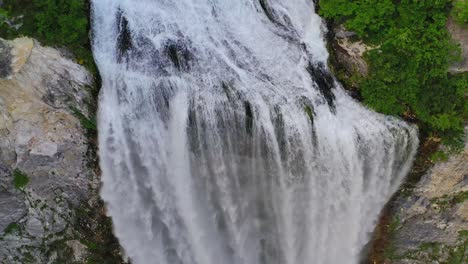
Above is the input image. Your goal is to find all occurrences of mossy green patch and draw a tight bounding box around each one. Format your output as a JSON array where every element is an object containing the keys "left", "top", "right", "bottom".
[
  {"left": 13, "top": 169, "right": 29, "bottom": 190},
  {"left": 3, "top": 222, "right": 20, "bottom": 235},
  {"left": 383, "top": 215, "right": 401, "bottom": 260},
  {"left": 388, "top": 230, "right": 468, "bottom": 263},
  {"left": 430, "top": 150, "right": 449, "bottom": 162},
  {"left": 431, "top": 191, "right": 468, "bottom": 211},
  {"left": 304, "top": 105, "right": 314, "bottom": 123},
  {"left": 70, "top": 106, "right": 97, "bottom": 134}
]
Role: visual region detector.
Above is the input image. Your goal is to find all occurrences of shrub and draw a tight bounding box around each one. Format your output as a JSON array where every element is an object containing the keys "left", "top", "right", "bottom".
[
  {"left": 320, "top": 0, "right": 467, "bottom": 148},
  {"left": 453, "top": 0, "right": 468, "bottom": 24}
]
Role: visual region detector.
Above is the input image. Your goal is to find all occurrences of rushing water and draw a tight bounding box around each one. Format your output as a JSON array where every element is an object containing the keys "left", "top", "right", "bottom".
[{"left": 92, "top": 1, "right": 418, "bottom": 263}]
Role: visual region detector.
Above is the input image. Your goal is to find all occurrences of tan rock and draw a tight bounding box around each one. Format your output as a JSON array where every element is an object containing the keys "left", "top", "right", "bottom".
[
  {"left": 0, "top": 37, "right": 95, "bottom": 261},
  {"left": 10, "top": 37, "right": 33, "bottom": 74}
]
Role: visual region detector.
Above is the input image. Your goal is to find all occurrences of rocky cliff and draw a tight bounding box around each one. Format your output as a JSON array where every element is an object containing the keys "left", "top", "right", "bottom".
[
  {"left": 0, "top": 37, "right": 123, "bottom": 264},
  {"left": 386, "top": 131, "right": 467, "bottom": 263}
]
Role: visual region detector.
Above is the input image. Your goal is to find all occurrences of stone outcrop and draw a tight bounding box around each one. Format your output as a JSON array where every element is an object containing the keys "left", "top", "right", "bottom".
[
  {"left": 0, "top": 37, "right": 97, "bottom": 263},
  {"left": 387, "top": 130, "right": 468, "bottom": 263},
  {"left": 326, "top": 25, "right": 372, "bottom": 99},
  {"left": 331, "top": 25, "right": 370, "bottom": 77},
  {"left": 448, "top": 17, "right": 468, "bottom": 73}
]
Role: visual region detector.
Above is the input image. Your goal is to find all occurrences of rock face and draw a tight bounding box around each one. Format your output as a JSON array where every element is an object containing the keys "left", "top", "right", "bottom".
[
  {"left": 326, "top": 25, "right": 371, "bottom": 99},
  {"left": 388, "top": 131, "right": 468, "bottom": 263},
  {"left": 0, "top": 37, "right": 96, "bottom": 263},
  {"left": 331, "top": 25, "right": 370, "bottom": 77},
  {"left": 448, "top": 17, "right": 468, "bottom": 73}
]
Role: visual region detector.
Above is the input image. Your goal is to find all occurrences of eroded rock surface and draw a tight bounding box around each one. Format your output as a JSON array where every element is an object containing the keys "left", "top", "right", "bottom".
[
  {"left": 389, "top": 131, "right": 468, "bottom": 263},
  {"left": 326, "top": 25, "right": 371, "bottom": 99},
  {"left": 0, "top": 37, "right": 96, "bottom": 263}
]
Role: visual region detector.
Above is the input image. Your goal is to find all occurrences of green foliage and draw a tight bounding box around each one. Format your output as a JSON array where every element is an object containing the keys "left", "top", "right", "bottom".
[
  {"left": 3, "top": 222, "right": 20, "bottom": 235},
  {"left": 70, "top": 106, "right": 97, "bottom": 133},
  {"left": 13, "top": 169, "right": 29, "bottom": 190},
  {"left": 430, "top": 150, "right": 449, "bottom": 162},
  {"left": 320, "top": 0, "right": 395, "bottom": 42},
  {"left": 320, "top": 0, "right": 466, "bottom": 147},
  {"left": 0, "top": 7, "right": 8, "bottom": 22},
  {"left": 453, "top": 191, "right": 468, "bottom": 203},
  {"left": 304, "top": 105, "right": 314, "bottom": 122},
  {"left": 383, "top": 216, "right": 401, "bottom": 260},
  {"left": 431, "top": 191, "right": 468, "bottom": 211},
  {"left": 453, "top": 0, "right": 468, "bottom": 24},
  {"left": 0, "top": 0, "right": 95, "bottom": 73},
  {"left": 33, "top": 0, "right": 88, "bottom": 46}
]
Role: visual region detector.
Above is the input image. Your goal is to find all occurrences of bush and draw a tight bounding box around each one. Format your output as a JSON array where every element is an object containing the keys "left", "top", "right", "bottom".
[
  {"left": 320, "top": 0, "right": 467, "bottom": 147},
  {"left": 453, "top": 0, "right": 468, "bottom": 24},
  {"left": 0, "top": 8, "right": 8, "bottom": 23},
  {"left": 33, "top": 0, "right": 88, "bottom": 47}
]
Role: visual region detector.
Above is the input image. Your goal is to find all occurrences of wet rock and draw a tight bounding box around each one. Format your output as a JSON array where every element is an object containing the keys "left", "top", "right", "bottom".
[{"left": 0, "top": 40, "right": 12, "bottom": 78}]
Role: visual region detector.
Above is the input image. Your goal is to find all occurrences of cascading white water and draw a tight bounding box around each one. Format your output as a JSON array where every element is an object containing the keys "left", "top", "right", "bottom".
[{"left": 92, "top": 0, "right": 418, "bottom": 263}]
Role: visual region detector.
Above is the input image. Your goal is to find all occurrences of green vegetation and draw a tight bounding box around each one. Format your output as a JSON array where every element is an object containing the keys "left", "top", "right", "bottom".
[
  {"left": 70, "top": 106, "right": 97, "bottom": 134},
  {"left": 383, "top": 229, "right": 468, "bottom": 263},
  {"left": 13, "top": 169, "right": 29, "bottom": 190},
  {"left": 0, "top": 7, "right": 8, "bottom": 23},
  {"left": 431, "top": 190, "right": 468, "bottom": 211},
  {"left": 3, "top": 222, "right": 20, "bottom": 235},
  {"left": 401, "top": 231, "right": 467, "bottom": 263},
  {"left": 320, "top": 0, "right": 467, "bottom": 148},
  {"left": 0, "top": 0, "right": 95, "bottom": 72},
  {"left": 383, "top": 216, "right": 401, "bottom": 260},
  {"left": 304, "top": 105, "right": 314, "bottom": 122},
  {"left": 430, "top": 150, "right": 449, "bottom": 162},
  {"left": 453, "top": 0, "right": 468, "bottom": 24}
]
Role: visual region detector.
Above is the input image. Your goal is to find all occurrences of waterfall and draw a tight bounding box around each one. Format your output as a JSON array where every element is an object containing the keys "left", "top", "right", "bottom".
[{"left": 92, "top": 0, "right": 418, "bottom": 263}]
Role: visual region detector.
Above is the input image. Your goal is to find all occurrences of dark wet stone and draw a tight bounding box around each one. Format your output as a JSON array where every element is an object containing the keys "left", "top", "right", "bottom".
[
  {"left": 0, "top": 40, "right": 12, "bottom": 78},
  {"left": 244, "top": 101, "right": 254, "bottom": 135},
  {"left": 116, "top": 9, "right": 133, "bottom": 63},
  {"left": 306, "top": 62, "right": 336, "bottom": 111},
  {"left": 259, "top": 0, "right": 276, "bottom": 24},
  {"left": 164, "top": 41, "right": 192, "bottom": 71}
]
